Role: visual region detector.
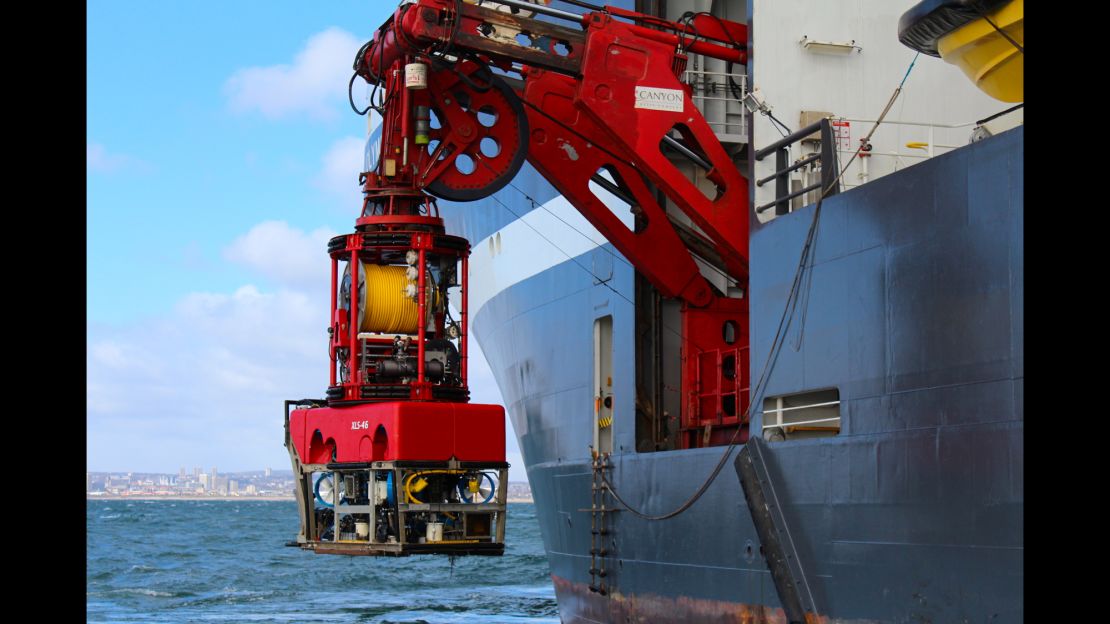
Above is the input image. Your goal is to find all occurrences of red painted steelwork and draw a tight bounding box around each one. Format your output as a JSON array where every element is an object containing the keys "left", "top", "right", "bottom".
[
  {"left": 364, "top": 0, "right": 753, "bottom": 449},
  {"left": 348, "top": 247, "right": 360, "bottom": 392},
  {"left": 370, "top": 1, "right": 584, "bottom": 77},
  {"left": 605, "top": 6, "right": 749, "bottom": 60},
  {"left": 355, "top": 214, "right": 442, "bottom": 229},
  {"left": 289, "top": 402, "right": 505, "bottom": 464},
  {"left": 417, "top": 245, "right": 427, "bottom": 389},
  {"left": 327, "top": 227, "right": 471, "bottom": 403},
  {"left": 680, "top": 298, "right": 750, "bottom": 449},
  {"left": 572, "top": 12, "right": 750, "bottom": 282},
  {"left": 329, "top": 257, "right": 338, "bottom": 387},
  {"left": 461, "top": 254, "right": 469, "bottom": 385},
  {"left": 359, "top": 23, "right": 528, "bottom": 204},
  {"left": 521, "top": 68, "right": 714, "bottom": 308}
]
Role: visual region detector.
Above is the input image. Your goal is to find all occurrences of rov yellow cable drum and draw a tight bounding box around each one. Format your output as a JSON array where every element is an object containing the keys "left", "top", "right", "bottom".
[{"left": 347, "top": 263, "right": 440, "bottom": 334}]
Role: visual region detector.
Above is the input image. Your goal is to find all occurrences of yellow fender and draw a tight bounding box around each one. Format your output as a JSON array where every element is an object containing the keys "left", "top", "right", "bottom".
[{"left": 937, "top": 0, "right": 1023, "bottom": 102}]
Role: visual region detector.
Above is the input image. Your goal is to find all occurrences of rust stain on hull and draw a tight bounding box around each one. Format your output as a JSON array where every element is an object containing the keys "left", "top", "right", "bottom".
[{"left": 552, "top": 574, "right": 877, "bottom": 624}]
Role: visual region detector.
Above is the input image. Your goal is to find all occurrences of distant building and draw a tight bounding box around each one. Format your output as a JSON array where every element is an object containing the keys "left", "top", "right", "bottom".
[
  {"left": 179, "top": 467, "right": 186, "bottom": 479},
  {"left": 194, "top": 467, "right": 201, "bottom": 479},
  {"left": 265, "top": 467, "right": 272, "bottom": 477},
  {"left": 229, "top": 480, "right": 239, "bottom": 494},
  {"left": 200, "top": 473, "right": 210, "bottom": 490},
  {"left": 245, "top": 484, "right": 257, "bottom": 495}
]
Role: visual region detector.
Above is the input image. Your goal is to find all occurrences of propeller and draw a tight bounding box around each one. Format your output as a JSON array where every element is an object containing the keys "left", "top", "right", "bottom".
[
  {"left": 457, "top": 472, "right": 497, "bottom": 504},
  {"left": 314, "top": 474, "right": 345, "bottom": 508}
]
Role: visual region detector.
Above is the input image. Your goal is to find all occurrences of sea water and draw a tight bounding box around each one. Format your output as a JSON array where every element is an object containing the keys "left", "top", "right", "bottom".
[{"left": 87, "top": 501, "right": 556, "bottom": 623}]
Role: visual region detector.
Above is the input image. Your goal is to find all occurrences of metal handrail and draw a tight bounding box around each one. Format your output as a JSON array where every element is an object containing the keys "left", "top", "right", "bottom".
[
  {"left": 682, "top": 69, "right": 748, "bottom": 140},
  {"left": 756, "top": 153, "right": 819, "bottom": 187},
  {"left": 762, "top": 416, "right": 840, "bottom": 429},
  {"left": 837, "top": 117, "right": 978, "bottom": 160},
  {"left": 754, "top": 120, "right": 824, "bottom": 160},
  {"left": 753, "top": 118, "right": 840, "bottom": 215},
  {"left": 764, "top": 399, "right": 841, "bottom": 414}
]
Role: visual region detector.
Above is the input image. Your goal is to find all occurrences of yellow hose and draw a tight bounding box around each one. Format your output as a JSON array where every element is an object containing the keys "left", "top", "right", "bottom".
[
  {"left": 402, "top": 469, "right": 467, "bottom": 503},
  {"left": 358, "top": 264, "right": 440, "bottom": 334}
]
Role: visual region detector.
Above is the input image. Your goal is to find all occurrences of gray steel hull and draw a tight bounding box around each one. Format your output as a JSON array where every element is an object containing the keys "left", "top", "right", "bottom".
[{"left": 444, "top": 126, "right": 1023, "bottom": 622}]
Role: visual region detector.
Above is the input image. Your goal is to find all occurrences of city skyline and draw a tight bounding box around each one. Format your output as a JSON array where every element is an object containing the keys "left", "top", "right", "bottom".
[
  {"left": 86, "top": 467, "right": 533, "bottom": 500},
  {"left": 87, "top": 466, "right": 296, "bottom": 498}
]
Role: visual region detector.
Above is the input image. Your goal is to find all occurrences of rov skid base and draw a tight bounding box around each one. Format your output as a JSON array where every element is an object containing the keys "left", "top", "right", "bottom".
[{"left": 285, "top": 400, "right": 507, "bottom": 557}]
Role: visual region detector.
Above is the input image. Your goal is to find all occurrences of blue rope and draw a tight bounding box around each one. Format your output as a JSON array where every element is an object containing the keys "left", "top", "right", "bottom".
[{"left": 900, "top": 52, "right": 921, "bottom": 90}]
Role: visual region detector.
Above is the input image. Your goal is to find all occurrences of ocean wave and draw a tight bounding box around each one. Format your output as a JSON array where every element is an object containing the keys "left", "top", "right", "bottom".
[
  {"left": 87, "top": 500, "right": 551, "bottom": 622},
  {"left": 100, "top": 587, "right": 181, "bottom": 598},
  {"left": 128, "top": 564, "right": 157, "bottom": 572},
  {"left": 172, "top": 589, "right": 276, "bottom": 608}
]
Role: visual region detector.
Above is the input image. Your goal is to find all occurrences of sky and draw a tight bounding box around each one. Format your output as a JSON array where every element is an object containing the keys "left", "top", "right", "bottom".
[{"left": 87, "top": 1, "right": 526, "bottom": 481}]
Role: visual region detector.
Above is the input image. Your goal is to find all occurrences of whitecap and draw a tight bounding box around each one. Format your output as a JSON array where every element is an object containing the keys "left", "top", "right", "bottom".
[{"left": 113, "top": 587, "right": 174, "bottom": 597}]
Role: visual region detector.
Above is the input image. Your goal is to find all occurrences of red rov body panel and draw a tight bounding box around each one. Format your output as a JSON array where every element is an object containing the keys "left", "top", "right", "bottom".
[{"left": 290, "top": 402, "right": 505, "bottom": 465}]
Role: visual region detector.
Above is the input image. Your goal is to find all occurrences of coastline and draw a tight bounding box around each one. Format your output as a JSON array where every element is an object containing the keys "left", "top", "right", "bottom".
[
  {"left": 88, "top": 495, "right": 536, "bottom": 503},
  {"left": 88, "top": 495, "right": 294, "bottom": 501}
]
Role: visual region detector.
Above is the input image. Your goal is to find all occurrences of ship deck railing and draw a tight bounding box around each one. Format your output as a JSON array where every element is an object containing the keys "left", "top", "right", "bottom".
[
  {"left": 755, "top": 110, "right": 1020, "bottom": 210},
  {"left": 682, "top": 68, "right": 748, "bottom": 144},
  {"left": 833, "top": 116, "right": 1012, "bottom": 189}
]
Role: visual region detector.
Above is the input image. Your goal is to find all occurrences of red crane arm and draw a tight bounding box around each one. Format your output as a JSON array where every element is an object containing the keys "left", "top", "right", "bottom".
[
  {"left": 361, "top": 0, "right": 750, "bottom": 306},
  {"left": 360, "top": 0, "right": 755, "bottom": 449}
]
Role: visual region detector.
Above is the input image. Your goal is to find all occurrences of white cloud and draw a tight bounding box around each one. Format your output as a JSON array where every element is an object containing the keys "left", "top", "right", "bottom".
[
  {"left": 88, "top": 282, "right": 329, "bottom": 472},
  {"left": 89, "top": 221, "right": 338, "bottom": 472},
  {"left": 88, "top": 142, "right": 148, "bottom": 173},
  {"left": 224, "top": 221, "right": 336, "bottom": 291},
  {"left": 89, "top": 339, "right": 160, "bottom": 373},
  {"left": 89, "top": 340, "right": 127, "bottom": 369},
  {"left": 315, "top": 136, "right": 367, "bottom": 210},
  {"left": 224, "top": 27, "right": 363, "bottom": 121}
]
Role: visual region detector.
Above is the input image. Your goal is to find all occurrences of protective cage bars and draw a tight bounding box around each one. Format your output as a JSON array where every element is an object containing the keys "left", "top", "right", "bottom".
[
  {"left": 307, "top": 462, "right": 509, "bottom": 556},
  {"left": 326, "top": 229, "right": 472, "bottom": 403}
]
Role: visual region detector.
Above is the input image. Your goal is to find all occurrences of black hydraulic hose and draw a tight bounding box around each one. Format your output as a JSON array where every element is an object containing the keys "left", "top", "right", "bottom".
[{"left": 976, "top": 102, "right": 1024, "bottom": 126}]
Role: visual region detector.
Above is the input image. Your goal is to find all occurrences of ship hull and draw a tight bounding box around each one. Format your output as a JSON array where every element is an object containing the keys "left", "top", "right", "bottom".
[{"left": 444, "top": 126, "right": 1023, "bottom": 622}]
